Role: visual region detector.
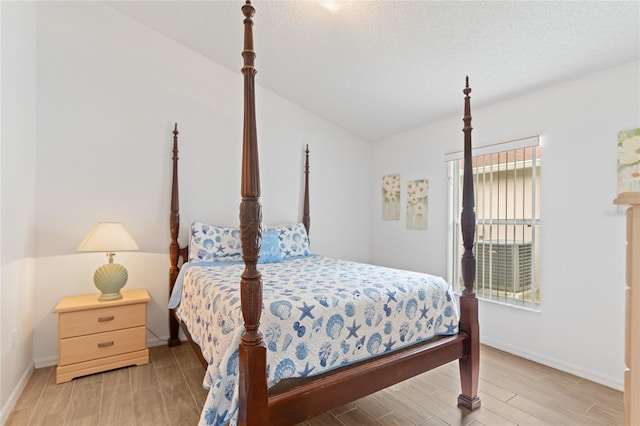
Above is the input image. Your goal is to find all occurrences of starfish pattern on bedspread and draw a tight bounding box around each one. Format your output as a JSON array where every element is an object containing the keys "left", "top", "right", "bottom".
[
  {"left": 297, "top": 301, "right": 316, "bottom": 321},
  {"left": 346, "top": 319, "right": 361, "bottom": 339}
]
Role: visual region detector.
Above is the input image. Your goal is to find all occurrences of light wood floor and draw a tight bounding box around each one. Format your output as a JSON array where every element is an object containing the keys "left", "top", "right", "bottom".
[{"left": 5, "top": 344, "right": 623, "bottom": 425}]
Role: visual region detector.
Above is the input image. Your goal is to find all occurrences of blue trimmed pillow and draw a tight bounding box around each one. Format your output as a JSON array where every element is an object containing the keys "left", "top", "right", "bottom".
[
  {"left": 258, "top": 229, "right": 282, "bottom": 263},
  {"left": 268, "top": 223, "right": 310, "bottom": 259},
  {"left": 189, "top": 222, "right": 242, "bottom": 262}
]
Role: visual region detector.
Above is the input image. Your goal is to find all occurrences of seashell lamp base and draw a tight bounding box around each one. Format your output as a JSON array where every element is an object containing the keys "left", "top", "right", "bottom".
[
  {"left": 98, "top": 291, "right": 124, "bottom": 301},
  {"left": 93, "top": 262, "right": 128, "bottom": 301}
]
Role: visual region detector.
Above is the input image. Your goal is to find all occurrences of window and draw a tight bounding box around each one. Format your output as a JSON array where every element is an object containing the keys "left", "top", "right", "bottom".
[{"left": 447, "top": 136, "right": 541, "bottom": 308}]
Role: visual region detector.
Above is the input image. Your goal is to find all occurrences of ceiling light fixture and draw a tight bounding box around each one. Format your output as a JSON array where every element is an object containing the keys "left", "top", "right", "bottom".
[{"left": 318, "top": 0, "right": 348, "bottom": 15}]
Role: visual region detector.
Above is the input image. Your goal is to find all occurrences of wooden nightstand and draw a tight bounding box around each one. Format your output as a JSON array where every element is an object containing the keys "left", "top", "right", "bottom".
[{"left": 54, "top": 288, "right": 150, "bottom": 384}]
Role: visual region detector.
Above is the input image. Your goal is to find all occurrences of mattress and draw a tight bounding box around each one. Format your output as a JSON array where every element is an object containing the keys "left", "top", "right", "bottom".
[{"left": 169, "top": 255, "right": 460, "bottom": 426}]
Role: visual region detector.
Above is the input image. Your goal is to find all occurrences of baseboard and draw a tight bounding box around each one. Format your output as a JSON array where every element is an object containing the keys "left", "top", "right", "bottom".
[
  {"left": 0, "top": 362, "right": 34, "bottom": 425},
  {"left": 481, "top": 338, "right": 624, "bottom": 391},
  {"left": 34, "top": 355, "right": 57, "bottom": 368},
  {"left": 147, "top": 336, "right": 169, "bottom": 348}
]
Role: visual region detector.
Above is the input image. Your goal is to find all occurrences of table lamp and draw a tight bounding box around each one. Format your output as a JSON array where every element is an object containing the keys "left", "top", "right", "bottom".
[{"left": 77, "top": 222, "right": 139, "bottom": 301}]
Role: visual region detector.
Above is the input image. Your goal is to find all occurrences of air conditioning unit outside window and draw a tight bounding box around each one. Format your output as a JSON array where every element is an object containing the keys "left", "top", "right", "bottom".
[{"left": 475, "top": 240, "right": 533, "bottom": 292}]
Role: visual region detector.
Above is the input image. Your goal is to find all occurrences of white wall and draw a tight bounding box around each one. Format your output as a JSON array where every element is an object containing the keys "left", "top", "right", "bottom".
[
  {"left": 0, "top": 1, "right": 37, "bottom": 421},
  {"left": 371, "top": 61, "right": 640, "bottom": 390},
  {"left": 32, "top": 2, "right": 370, "bottom": 366}
]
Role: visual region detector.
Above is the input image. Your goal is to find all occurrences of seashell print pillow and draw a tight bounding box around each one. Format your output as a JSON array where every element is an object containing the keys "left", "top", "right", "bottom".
[
  {"left": 189, "top": 222, "right": 243, "bottom": 262},
  {"left": 267, "top": 223, "right": 310, "bottom": 259}
]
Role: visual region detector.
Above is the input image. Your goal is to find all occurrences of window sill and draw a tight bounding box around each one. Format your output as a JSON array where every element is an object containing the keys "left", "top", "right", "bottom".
[{"left": 455, "top": 291, "right": 542, "bottom": 313}]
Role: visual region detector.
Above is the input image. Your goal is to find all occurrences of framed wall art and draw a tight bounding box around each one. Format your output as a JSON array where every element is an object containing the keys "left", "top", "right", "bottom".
[
  {"left": 407, "top": 179, "right": 428, "bottom": 230},
  {"left": 382, "top": 173, "right": 400, "bottom": 220},
  {"left": 618, "top": 128, "right": 640, "bottom": 194}
]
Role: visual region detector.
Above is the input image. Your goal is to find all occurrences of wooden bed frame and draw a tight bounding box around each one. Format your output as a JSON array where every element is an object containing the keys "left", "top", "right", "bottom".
[{"left": 168, "top": 2, "right": 480, "bottom": 424}]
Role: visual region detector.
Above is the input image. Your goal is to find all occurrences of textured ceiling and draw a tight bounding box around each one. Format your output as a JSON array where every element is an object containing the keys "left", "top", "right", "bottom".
[{"left": 105, "top": 1, "right": 640, "bottom": 141}]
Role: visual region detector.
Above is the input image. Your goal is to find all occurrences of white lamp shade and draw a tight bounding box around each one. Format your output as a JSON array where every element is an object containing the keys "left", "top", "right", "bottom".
[{"left": 77, "top": 222, "right": 139, "bottom": 253}]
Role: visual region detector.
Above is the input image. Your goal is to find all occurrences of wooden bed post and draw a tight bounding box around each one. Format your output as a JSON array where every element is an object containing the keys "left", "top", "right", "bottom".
[
  {"left": 238, "top": 1, "right": 268, "bottom": 424},
  {"left": 303, "top": 144, "right": 310, "bottom": 236},
  {"left": 457, "top": 77, "right": 481, "bottom": 410},
  {"left": 168, "top": 123, "right": 182, "bottom": 347}
]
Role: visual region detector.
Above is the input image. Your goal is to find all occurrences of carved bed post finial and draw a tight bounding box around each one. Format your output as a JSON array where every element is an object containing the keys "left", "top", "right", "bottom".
[
  {"left": 238, "top": 1, "right": 268, "bottom": 424},
  {"left": 303, "top": 145, "right": 311, "bottom": 237},
  {"left": 168, "top": 123, "right": 181, "bottom": 346}
]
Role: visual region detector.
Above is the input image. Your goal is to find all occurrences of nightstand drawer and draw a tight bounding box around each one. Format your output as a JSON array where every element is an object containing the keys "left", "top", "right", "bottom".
[
  {"left": 59, "top": 325, "right": 146, "bottom": 366},
  {"left": 59, "top": 302, "right": 146, "bottom": 338}
]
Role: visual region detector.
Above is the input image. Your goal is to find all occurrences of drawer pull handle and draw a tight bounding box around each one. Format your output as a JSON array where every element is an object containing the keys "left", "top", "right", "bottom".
[
  {"left": 98, "top": 341, "right": 114, "bottom": 348},
  {"left": 98, "top": 316, "right": 115, "bottom": 322}
]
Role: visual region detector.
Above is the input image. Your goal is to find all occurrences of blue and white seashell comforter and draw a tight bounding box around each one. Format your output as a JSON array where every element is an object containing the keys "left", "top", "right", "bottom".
[{"left": 169, "top": 255, "right": 459, "bottom": 426}]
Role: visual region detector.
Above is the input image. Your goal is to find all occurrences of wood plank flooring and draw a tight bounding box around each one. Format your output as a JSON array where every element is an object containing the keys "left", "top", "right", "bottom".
[{"left": 5, "top": 344, "right": 623, "bottom": 425}]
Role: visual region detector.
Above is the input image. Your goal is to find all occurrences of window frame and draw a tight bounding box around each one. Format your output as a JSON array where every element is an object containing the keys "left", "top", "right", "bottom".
[{"left": 446, "top": 136, "right": 541, "bottom": 309}]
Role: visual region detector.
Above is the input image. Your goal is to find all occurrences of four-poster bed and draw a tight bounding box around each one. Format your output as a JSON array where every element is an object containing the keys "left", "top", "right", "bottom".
[{"left": 168, "top": 1, "right": 480, "bottom": 424}]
